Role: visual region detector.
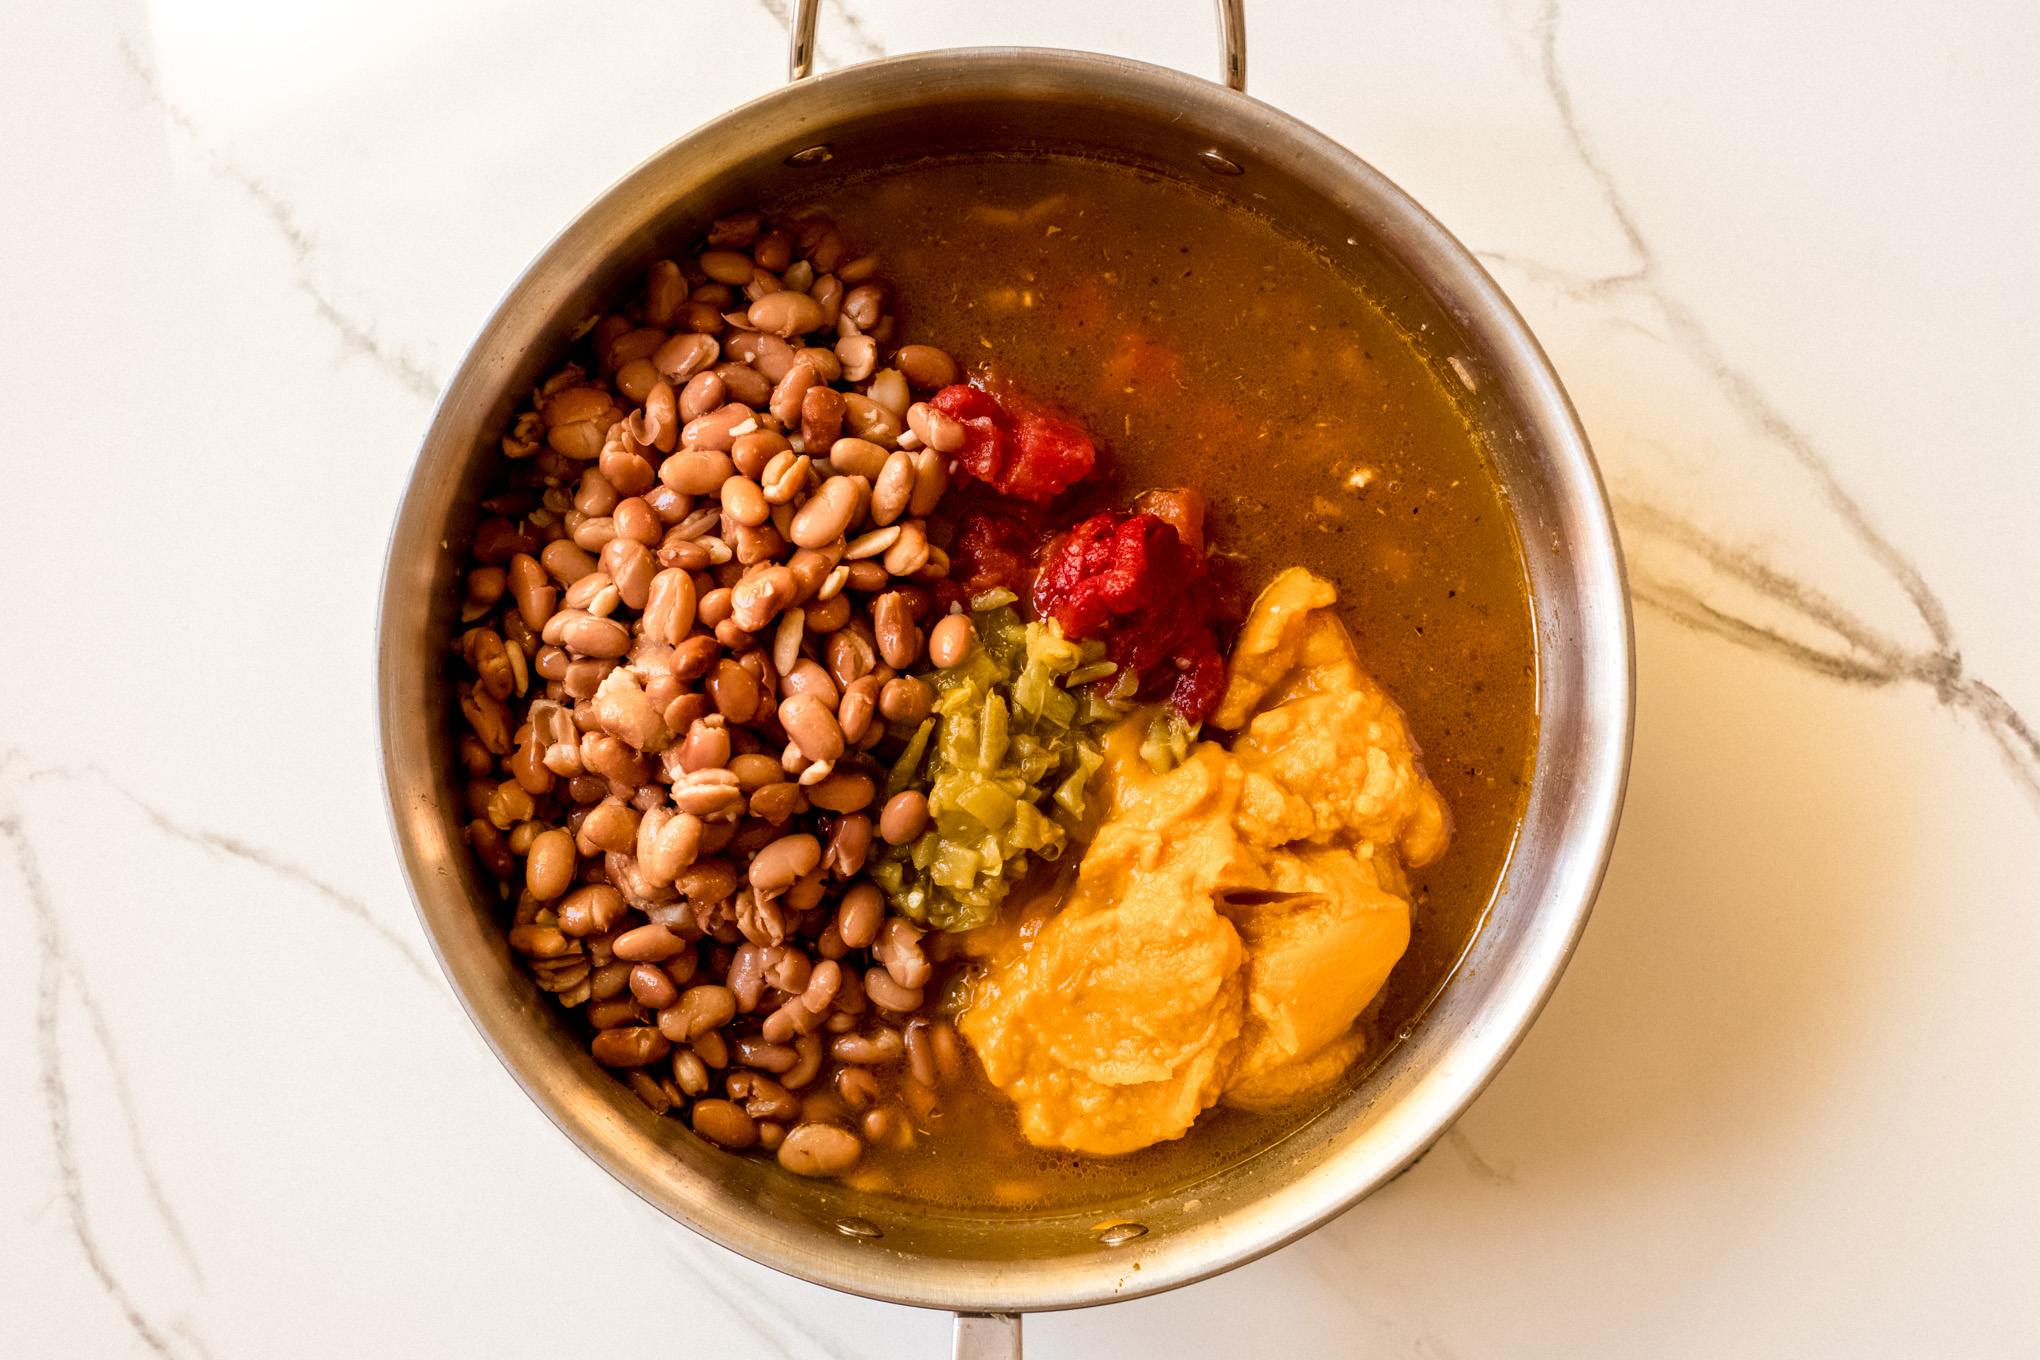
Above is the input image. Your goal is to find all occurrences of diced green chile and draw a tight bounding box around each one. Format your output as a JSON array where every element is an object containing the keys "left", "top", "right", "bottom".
[{"left": 870, "top": 605, "right": 1114, "bottom": 931}]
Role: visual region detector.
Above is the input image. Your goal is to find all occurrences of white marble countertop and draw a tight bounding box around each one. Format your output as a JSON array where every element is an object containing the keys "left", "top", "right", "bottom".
[{"left": 5, "top": 1, "right": 2036, "bottom": 1355}]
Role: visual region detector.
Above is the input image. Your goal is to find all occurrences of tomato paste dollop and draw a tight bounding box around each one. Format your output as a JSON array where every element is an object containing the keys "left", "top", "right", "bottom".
[
  {"left": 1033, "top": 511, "right": 1227, "bottom": 724},
  {"left": 931, "top": 384, "right": 1097, "bottom": 503}
]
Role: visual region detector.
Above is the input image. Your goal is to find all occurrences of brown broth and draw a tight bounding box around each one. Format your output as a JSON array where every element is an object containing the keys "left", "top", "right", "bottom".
[{"left": 788, "top": 157, "right": 1537, "bottom": 1213}]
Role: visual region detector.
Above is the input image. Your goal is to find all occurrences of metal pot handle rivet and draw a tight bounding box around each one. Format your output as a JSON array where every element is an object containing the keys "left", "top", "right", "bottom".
[{"left": 789, "top": 0, "right": 1248, "bottom": 92}]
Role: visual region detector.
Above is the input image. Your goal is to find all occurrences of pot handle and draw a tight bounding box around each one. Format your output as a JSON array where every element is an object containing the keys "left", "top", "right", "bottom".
[
  {"left": 955, "top": 1312, "right": 1022, "bottom": 1360},
  {"left": 788, "top": 0, "right": 1248, "bottom": 92}
]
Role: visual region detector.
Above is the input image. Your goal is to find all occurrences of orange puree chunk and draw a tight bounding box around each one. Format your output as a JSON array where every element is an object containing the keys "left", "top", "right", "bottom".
[{"left": 955, "top": 569, "right": 1451, "bottom": 1154}]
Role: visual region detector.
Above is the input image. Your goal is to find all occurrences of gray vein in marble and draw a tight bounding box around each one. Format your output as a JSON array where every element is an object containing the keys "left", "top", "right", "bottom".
[
  {"left": 753, "top": 0, "right": 888, "bottom": 73},
  {"left": 116, "top": 37, "right": 441, "bottom": 402},
  {"left": 61, "top": 953, "right": 206, "bottom": 1284},
  {"left": 8, "top": 754, "right": 438, "bottom": 989},
  {"left": 1490, "top": 0, "right": 2040, "bottom": 805},
  {"left": 8, "top": 812, "right": 217, "bottom": 1360},
  {"left": 1, "top": 750, "right": 450, "bottom": 1356}
]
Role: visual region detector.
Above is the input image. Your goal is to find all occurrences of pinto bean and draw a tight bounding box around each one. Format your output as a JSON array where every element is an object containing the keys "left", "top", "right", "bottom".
[
  {"left": 661, "top": 447, "right": 736, "bottom": 496},
  {"left": 874, "top": 917, "right": 933, "bottom": 989},
  {"left": 721, "top": 474, "right": 769, "bottom": 527},
  {"left": 870, "top": 592, "right": 921, "bottom": 670},
  {"left": 707, "top": 212, "right": 762, "bottom": 248},
  {"left": 827, "top": 437, "right": 888, "bottom": 480},
  {"left": 928, "top": 613, "right": 976, "bottom": 668},
  {"left": 878, "top": 675, "right": 933, "bottom": 724},
  {"left": 690, "top": 1099, "right": 758, "bottom": 1149},
  {"left": 760, "top": 997, "right": 816, "bottom": 1045},
  {"left": 782, "top": 1031, "right": 825, "bottom": 1089},
  {"left": 829, "top": 1027, "right": 903, "bottom": 1065},
  {"left": 575, "top": 796, "right": 640, "bottom": 855},
  {"left": 613, "top": 923, "right": 687, "bottom": 962},
  {"left": 835, "top": 333, "right": 877, "bottom": 382},
  {"left": 598, "top": 538, "right": 656, "bottom": 611},
  {"left": 800, "top": 385, "right": 845, "bottom": 451},
  {"left": 559, "top": 613, "right": 631, "bottom": 659},
  {"left": 629, "top": 963, "right": 679, "bottom": 1010},
  {"left": 710, "top": 361, "right": 768, "bottom": 407},
  {"left": 637, "top": 808, "right": 703, "bottom": 886},
  {"left": 691, "top": 407, "right": 762, "bottom": 459},
  {"left": 707, "top": 659, "right": 761, "bottom": 723},
  {"left": 660, "top": 984, "right": 737, "bottom": 1041},
  {"left": 698, "top": 249, "right": 754, "bottom": 285},
  {"left": 824, "top": 813, "right": 873, "bottom": 878},
  {"left": 881, "top": 519, "right": 930, "bottom": 577},
  {"left": 653, "top": 332, "right": 720, "bottom": 384},
  {"left": 556, "top": 885, "right": 628, "bottom": 936},
  {"left": 524, "top": 828, "right": 576, "bottom": 899},
  {"left": 869, "top": 449, "right": 915, "bottom": 527},
  {"left": 864, "top": 966, "right": 923, "bottom": 1013},
  {"left": 777, "top": 1123, "right": 862, "bottom": 1177},
  {"left": 806, "top": 770, "right": 873, "bottom": 813},
  {"left": 834, "top": 881, "right": 885, "bottom": 949},
  {"left": 730, "top": 565, "right": 796, "bottom": 633},
  {"left": 895, "top": 344, "right": 960, "bottom": 391},
  {"left": 842, "top": 282, "right": 888, "bottom": 331},
  {"left": 680, "top": 370, "right": 726, "bottom": 422},
  {"left": 749, "top": 289, "right": 825, "bottom": 338},
  {"left": 591, "top": 1027, "right": 670, "bottom": 1067},
  {"left": 878, "top": 790, "right": 929, "bottom": 845},
  {"left": 833, "top": 394, "right": 892, "bottom": 446},
  {"left": 789, "top": 474, "right": 860, "bottom": 549},
  {"left": 905, "top": 1019, "right": 940, "bottom": 1088},
  {"left": 640, "top": 568, "right": 698, "bottom": 646},
  {"left": 908, "top": 448, "right": 948, "bottom": 516},
  {"left": 748, "top": 833, "right": 822, "bottom": 895},
  {"left": 835, "top": 676, "right": 878, "bottom": 744},
  {"left": 731, "top": 1035, "right": 799, "bottom": 1074},
  {"left": 778, "top": 693, "right": 845, "bottom": 763},
  {"left": 801, "top": 958, "right": 844, "bottom": 1013}
]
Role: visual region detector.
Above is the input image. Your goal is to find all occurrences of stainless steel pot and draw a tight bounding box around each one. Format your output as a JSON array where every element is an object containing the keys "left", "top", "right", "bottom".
[{"left": 378, "top": 5, "right": 1633, "bottom": 1356}]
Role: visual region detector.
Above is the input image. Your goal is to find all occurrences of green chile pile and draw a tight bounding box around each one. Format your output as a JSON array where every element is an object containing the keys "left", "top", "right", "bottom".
[{"left": 451, "top": 210, "right": 999, "bottom": 1180}]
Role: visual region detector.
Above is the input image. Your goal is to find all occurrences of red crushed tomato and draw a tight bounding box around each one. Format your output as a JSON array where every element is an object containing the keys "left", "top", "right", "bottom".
[
  {"left": 931, "top": 384, "right": 1097, "bottom": 503},
  {"left": 951, "top": 503, "right": 1045, "bottom": 597},
  {"left": 1032, "top": 510, "right": 1227, "bottom": 723}
]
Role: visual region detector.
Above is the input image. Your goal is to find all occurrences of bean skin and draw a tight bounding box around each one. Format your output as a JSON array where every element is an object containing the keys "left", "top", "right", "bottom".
[
  {"left": 660, "top": 984, "right": 737, "bottom": 1041},
  {"left": 708, "top": 659, "right": 761, "bottom": 723},
  {"left": 878, "top": 675, "right": 933, "bottom": 724},
  {"left": 590, "top": 1027, "right": 670, "bottom": 1067},
  {"left": 823, "top": 813, "right": 873, "bottom": 878},
  {"left": 894, "top": 344, "right": 959, "bottom": 390},
  {"left": 629, "top": 963, "right": 680, "bottom": 1011},
  {"left": 807, "top": 770, "right": 874, "bottom": 813},
  {"left": 691, "top": 1099, "right": 758, "bottom": 1150},
  {"left": 928, "top": 613, "right": 976, "bottom": 668},
  {"left": 777, "top": 1123, "right": 862, "bottom": 1177},
  {"left": 524, "top": 828, "right": 576, "bottom": 899},
  {"left": 878, "top": 790, "right": 930, "bottom": 845},
  {"left": 789, "top": 475, "right": 859, "bottom": 549},
  {"left": 748, "top": 833, "right": 821, "bottom": 895},
  {"left": 779, "top": 692, "right": 845, "bottom": 763},
  {"left": 834, "top": 882, "right": 885, "bottom": 949},
  {"left": 864, "top": 966, "right": 923, "bottom": 1013},
  {"left": 613, "top": 923, "right": 686, "bottom": 962}
]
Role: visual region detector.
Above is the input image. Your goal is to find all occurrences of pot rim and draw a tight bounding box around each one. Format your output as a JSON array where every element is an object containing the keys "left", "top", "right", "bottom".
[{"left": 378, "top": 44, "right": 1633, "bottom": 1315}]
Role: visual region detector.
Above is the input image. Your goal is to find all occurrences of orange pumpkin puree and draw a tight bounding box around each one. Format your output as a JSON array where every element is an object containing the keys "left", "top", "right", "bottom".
[{"left": 956, "top": 569, "right": 1449, "bottom": 1154}]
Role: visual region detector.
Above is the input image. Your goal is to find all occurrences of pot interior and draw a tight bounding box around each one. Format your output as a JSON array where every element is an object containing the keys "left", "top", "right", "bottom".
[{"left": 381, "top": 48, "right": 1629, "bottom": 1313}]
